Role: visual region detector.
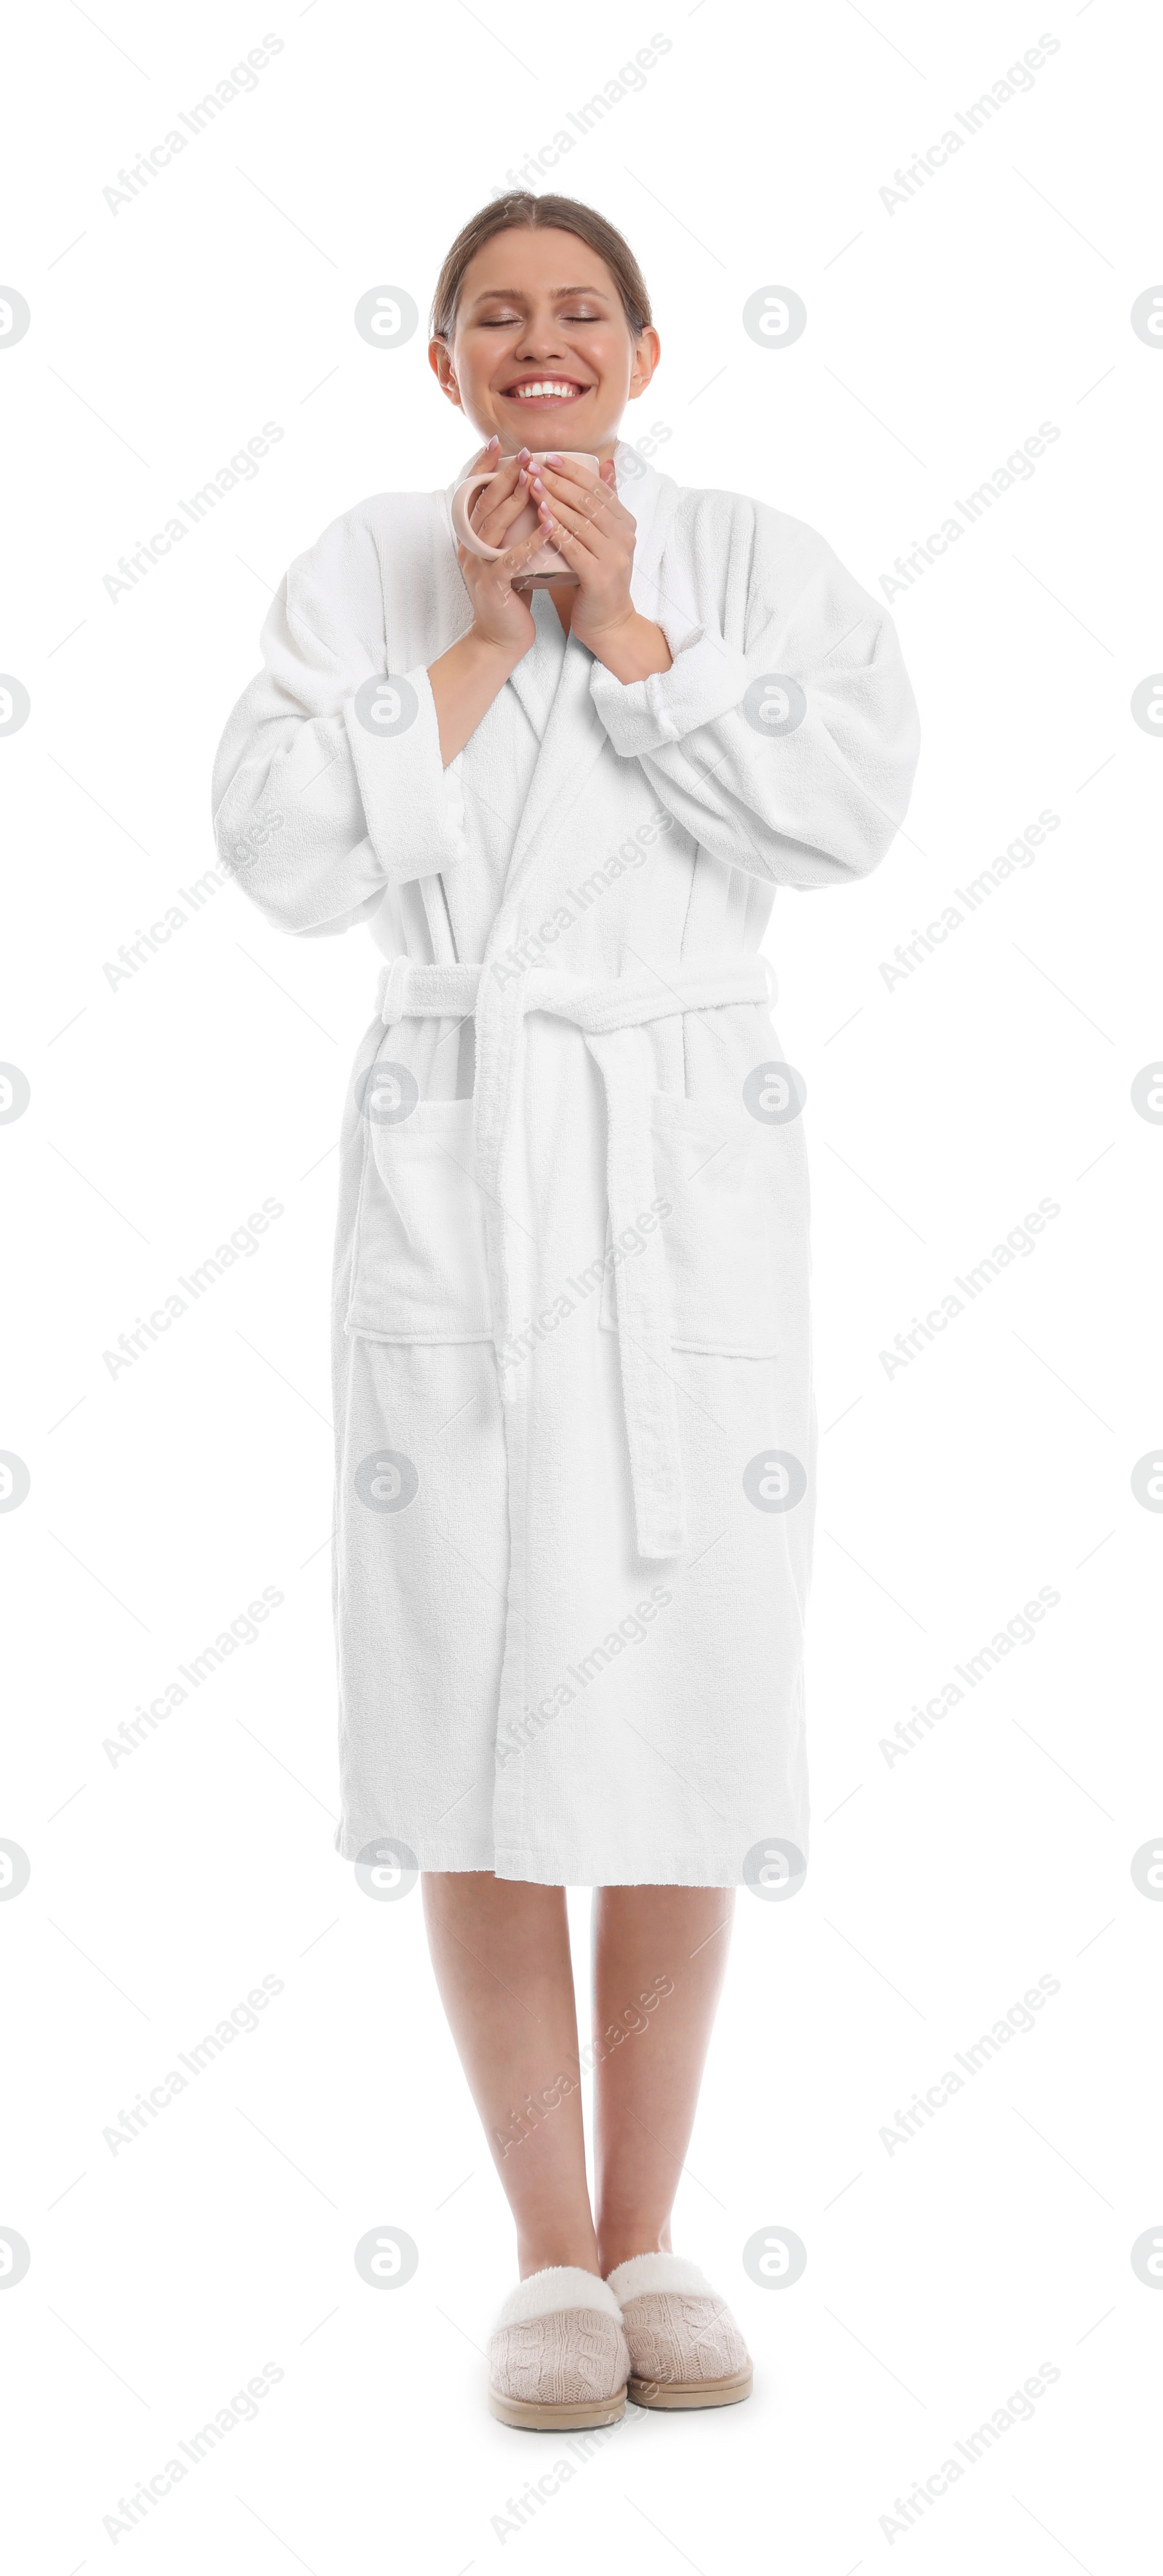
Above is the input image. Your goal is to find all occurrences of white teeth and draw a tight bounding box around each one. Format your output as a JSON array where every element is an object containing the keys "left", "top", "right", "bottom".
[{"left": 511, "top": 382, "right": 579, "bottom": 399}]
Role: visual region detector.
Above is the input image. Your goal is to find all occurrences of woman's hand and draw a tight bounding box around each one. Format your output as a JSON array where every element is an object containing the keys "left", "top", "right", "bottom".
[
  {"left": 431, "top": 442, "right": 554, "bottom": 764},
  {"left": 529, "top": 456, "right": 673, "bottom": 679},
  {"left": 456, "top": 440, "right": 546, "bottom": 656}
]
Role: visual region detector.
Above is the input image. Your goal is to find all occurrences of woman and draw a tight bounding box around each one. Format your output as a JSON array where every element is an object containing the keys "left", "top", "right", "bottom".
[{"left": 212, "top": 193, "right": 919, "bottom": 2431}]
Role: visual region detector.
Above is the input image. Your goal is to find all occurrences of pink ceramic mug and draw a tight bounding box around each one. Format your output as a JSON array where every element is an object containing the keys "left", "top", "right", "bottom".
[{"left": 450, "top": 451, "right": 600, "bottom": 589}]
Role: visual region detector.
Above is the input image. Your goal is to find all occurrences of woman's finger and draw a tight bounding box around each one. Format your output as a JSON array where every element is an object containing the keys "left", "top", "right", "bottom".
[
  {"left": 470, "top": 454, "right": 537, "bottom": 547},
  {"left": 504, "top": 517, "right": 555, "bottom": 567},
  {"left": 533, "top": 491, "right": 605, "bottom": 560},
  {"left": 536, "top": 454, "right": 606, "bottom": 502},
  {"left": 534, "top": 515, "right": 592, "bottom": 571},
  {"left": 467, "top": 448, "right": 522, "bottom": 498},
  {"left": 531, "top": 471, "right": 621, "bottom": 548},
  {"left": 538, "top": 460, "right": 629, "bottom": 529},
  {"left": 467, "top": 453, "right": 522, "bottom": 526},
  {"left": 475, "top": 475, "right": 536, "bottom": 546}
]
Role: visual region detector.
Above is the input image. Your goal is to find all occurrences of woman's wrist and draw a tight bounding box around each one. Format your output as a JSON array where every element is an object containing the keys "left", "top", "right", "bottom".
[
  {"left": 463, "top": 621, "right": 529, "bottom": 675},
  {"left": 578, "top": 609, "right": 673, "bottom": 684}
]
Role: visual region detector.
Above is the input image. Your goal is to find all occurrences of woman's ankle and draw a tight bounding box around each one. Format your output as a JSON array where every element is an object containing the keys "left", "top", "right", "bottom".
[
  {"left": 517, "top": 2235, "right": 603, "bottom": 2282},
  {"left": 595, "top": 2222, "right": 672, "bottom": 2278}
]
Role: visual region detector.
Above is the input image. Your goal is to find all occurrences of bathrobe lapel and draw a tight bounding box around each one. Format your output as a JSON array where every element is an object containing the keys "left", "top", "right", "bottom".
[
  {"left": 502, "top": 603, "right": 564, "bottom": 744},
  {"left": 444, "top": 443, "right": 676, "bottom": 934}
]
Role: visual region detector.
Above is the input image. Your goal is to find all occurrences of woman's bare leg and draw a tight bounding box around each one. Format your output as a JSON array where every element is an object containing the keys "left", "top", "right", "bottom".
[
  {"left": 590, "top": 1885, "right": 736, "bottom": 2277},
  {"left": 421, "top": 1872, "right": 600, "bottom": 2279}
]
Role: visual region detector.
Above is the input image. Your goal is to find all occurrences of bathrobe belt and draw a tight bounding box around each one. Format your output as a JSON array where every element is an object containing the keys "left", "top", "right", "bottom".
[{"left": 376, "top": 954, "right": 772, "bottom": 1562}]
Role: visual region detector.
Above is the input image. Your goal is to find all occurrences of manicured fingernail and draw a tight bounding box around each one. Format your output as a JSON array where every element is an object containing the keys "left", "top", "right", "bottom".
[
  {"left": 544, "top": 452, "right": 563, "bottom": 464},
  {"left": 531, "top": 474, "right": 544, "bottom": 491}
]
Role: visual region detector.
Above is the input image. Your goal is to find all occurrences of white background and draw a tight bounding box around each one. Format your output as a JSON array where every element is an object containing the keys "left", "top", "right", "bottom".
[{"left": 2, "top": 0, "right": 1160, "bottom": 2567}]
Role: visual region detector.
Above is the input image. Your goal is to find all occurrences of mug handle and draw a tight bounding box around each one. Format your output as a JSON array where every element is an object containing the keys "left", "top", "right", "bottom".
[{"left": 450, "top": 468, "right": 509, "bottom": 559}]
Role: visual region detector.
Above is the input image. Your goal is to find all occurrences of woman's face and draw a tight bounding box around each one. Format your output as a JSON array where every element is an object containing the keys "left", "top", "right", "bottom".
[{"left": 430, "top": 226, "right": 659, "bottom": 459}]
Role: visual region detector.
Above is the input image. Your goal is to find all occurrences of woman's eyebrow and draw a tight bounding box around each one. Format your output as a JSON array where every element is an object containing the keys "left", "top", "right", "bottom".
[{"left": 468, "top": 285, "right": 612, "bottom": 305}]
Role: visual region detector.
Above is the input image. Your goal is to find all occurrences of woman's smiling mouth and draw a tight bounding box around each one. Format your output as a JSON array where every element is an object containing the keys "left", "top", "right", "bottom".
[{"left": 501, "top": 378, "right": 587, "bottom": 406}]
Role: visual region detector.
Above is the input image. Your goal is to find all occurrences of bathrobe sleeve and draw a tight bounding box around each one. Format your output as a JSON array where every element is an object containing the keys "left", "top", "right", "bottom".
[
  {"left": 211, "top": 501, "right": 469, "bottom": 934},
  {"left": 588, "top": 496, "right": 920, "bottom": 889}
]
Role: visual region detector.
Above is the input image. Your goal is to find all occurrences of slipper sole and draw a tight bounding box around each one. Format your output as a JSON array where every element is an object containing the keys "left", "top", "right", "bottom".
[
  {"left": 489, "top": 2386, "right": 627, "bottom": 2431},
  {"left": 628, "top": 2362, "right": 753, "bottom": 2410}
]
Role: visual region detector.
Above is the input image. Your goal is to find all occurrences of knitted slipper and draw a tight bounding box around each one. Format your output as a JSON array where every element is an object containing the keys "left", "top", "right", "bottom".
[
  {"left": 487, "top": 2266, "right": 631, "bottom": 2431},
  {"left": 607, "top": 2253, "right": 753, "bottom": 2409}
]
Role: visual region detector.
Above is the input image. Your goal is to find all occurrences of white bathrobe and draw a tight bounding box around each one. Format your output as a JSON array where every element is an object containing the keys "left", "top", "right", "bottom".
[{"left": 211, "top": 440, "right": 919, "bottom": 1886}]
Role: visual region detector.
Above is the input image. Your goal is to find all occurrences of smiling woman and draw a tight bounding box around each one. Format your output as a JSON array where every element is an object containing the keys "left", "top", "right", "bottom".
[{"left": 212, "top": 185, "right": 919, "bottom": 2434}]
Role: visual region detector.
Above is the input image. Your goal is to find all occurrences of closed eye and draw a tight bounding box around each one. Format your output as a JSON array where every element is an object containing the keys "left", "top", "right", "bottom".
[{"left": 477, "top": 313, "right": 604, "bottom": 326}]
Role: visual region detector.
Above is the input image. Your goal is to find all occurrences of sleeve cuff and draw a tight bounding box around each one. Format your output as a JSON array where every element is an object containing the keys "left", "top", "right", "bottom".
[
  {"left": 343, "top": 661, "right": 469, "bottom": 882},
  {"left": 588, "top": 619, "right": 752, "bottom": 759}
]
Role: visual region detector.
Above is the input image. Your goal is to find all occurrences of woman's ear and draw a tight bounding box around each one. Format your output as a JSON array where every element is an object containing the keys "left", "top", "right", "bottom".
[
  {"left": 628, "top": 325, "right": 661, "bottom": 399},
  {"left": 428, "top": 339, "right": 462, "bottom": 408}
]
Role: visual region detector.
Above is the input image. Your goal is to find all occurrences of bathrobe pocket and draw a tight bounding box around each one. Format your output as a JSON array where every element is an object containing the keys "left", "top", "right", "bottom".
[
  {"left": 601, "top": 1090, "right": 778, "bottom": 1358},
  {"left": 347, "top": 1097, "right": 494, "bottom": 1344}
]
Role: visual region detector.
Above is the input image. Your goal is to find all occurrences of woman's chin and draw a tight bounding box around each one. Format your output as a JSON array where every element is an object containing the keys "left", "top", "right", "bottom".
[{"left": 494, "top": 399, "right": 591, "bottom": 442}]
